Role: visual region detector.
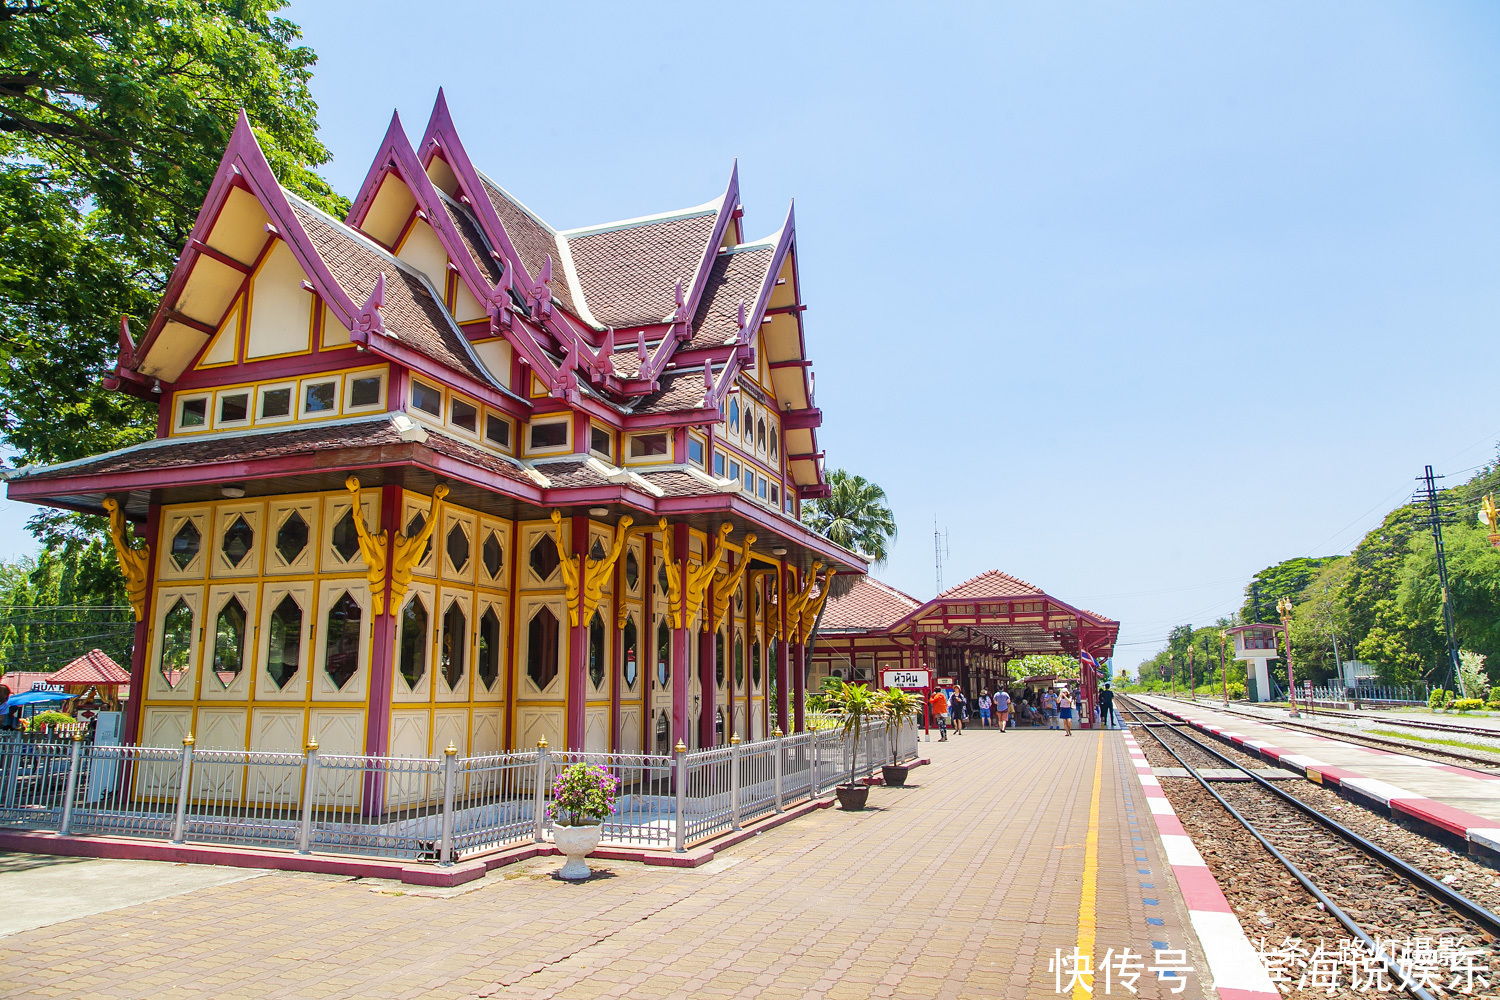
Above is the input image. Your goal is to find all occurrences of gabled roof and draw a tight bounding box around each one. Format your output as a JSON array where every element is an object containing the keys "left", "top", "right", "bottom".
[
  {"left": 53, "top": 649, "right": 130, "bottom": 686},
  {"left": 820, "top": 577, "right": 923, "bottom": 632},
  {"left": 935, "top": 570, "right": 1046, "bottom": 601},
  {"left": 687, "top": 242, "right": 778, "bottom": 351},
  {"left": 562, "top": 205, "right": 721, "bottom": 329}
]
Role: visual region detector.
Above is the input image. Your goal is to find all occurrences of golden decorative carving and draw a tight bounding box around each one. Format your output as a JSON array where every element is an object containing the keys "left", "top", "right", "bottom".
[
  {"left": 798, "top": 569, "right": 836, "bottom": 643},
  {"left": 344, "top": 477, "right": 390, "bottom": 615},
  {"left": 659, "top": 519, "right": 683, "bottom": 629},
  {"left": 685, "top": 522, "right": 733, "bottom": 631},
  {"left": 781, "top": 561, "right": 822, "bottom": 643},
  {"left": 391, "top": 483, "right": 448, "bottom": 611},
  {"left": 549, "top": 510, "right": 582, "bottom": 626},
  {"left": 708, "top": 534, "right": 757, "bottom": 633},
  {"left": 748, "top": 569, "right": 775, "bottom": 644},
  {"left": 102, "top": 498, "right": 149, "bottom": 622},
  {"left": 581, "top": 515, "right": 634, "bottom": 626}
]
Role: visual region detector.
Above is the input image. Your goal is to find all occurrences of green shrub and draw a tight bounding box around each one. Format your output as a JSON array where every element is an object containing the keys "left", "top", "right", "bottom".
[
  {"left": 1453, "top": 698, "right": 1486, "bottom": 712},
  {"left": 1430, "top": 689, "right": 1448, "bottom": 710},
  {"left": 30, "top": 710, "right": 75, "bottom": 728},
  {"left": 1228, "top": 683, "right": 1246, "bottom": 700},
  {"left": 1487, "top": 692, "right": 1500, "bottom": 709}
]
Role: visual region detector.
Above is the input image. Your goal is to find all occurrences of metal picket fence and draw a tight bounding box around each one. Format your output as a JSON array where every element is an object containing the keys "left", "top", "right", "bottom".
[{"left": 0, "top": 720, "right": 920, "bottom": 866}]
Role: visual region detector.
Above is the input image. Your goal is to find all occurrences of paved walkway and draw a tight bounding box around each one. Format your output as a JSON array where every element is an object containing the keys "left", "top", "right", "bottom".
[{"left": 0, "top": 729, "right": 1210, "bottom": 999}]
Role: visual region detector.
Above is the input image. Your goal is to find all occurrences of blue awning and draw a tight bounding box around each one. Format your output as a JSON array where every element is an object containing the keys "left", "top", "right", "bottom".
[{"left": 2, "top": 690, "right": 73, "bottom": 707}]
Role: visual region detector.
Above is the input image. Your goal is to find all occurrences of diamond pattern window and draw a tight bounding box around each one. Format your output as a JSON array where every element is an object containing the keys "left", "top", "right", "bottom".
[
  {"left": 625, "top": 549, "right": 639, "bottom": 590},
  {"left": 728, "top": 398, "right": 739, "bottom": 435},
  {"left": 222, "top": 515, "right": 254, "bottom": 567},
  {"left": 442, "top": 602, "right": 466, "bottom": 691},
  {"left": 446, "top": 523, "right": 470, "bottom": 573},
  {"left": 478, "top": 608, "right": 501, "bottom": 690},
  {"left": 734, "top": 636, "right": 744, "bottom": 688},
  {"left": 656, "top": 711, "right": 670, "bottom": 755},
  {"left": 213, "top": 598, "right": 246, "bottom": 689},
  {"left": 399, "top": 596, "right": 428, "bottom": 689},
  {"left": 657, "top": 560, "right": 668, "bottom": 596},
  {"left": 324, "top": 591, "right": 361, "bottom": 690},
  {"left": 757, "top": 419, "right": 766, "bottom": 451},
  {"left": 715, "top": 631, "right": 725, "bottom": 689},
  {"left": 482, "top": 532, "right": 503, "bottom": 580},
  {"left": 160, "top": 598, "right": 193, "bottom": 689},
  {"left": 267, "top": 594, "right": 303, "bottom": 690},
  {"left": 529, "top": 533, "right": 560, "bottom": 581},
  {"left": 656, "top": 619, "right": 670, "bottom": 688},
  {"left": 170, "top": 521, "right": 201, "bottom": 571},
  {"left": 527, "top": 606, "right": 559, "bottom": 690},
  {"left": 588, "top": 611, "right": 606, "bottom": 689},
  {"left": 404, "top": 512, "right": 433, "bottom": 562},
  {"left": 622, "top": 617, "right": 638, "bottom": 689},
  {"left": 277, "top": 511, "right": 309, "bottom": 563},
  {"left": 589, "top": 537, "right": 606, "bottom": 562},
  {"left": 751, "top": 640, "right": 762, "bottom": 687},
  {"left": 331, "top": 508, "right": 361, "bottom": 563}
]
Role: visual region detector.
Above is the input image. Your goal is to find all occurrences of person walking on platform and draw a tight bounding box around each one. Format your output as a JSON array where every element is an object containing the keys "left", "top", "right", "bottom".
[
  {"left": 951, "top": 689, "right": 967, "bottom": 735},
  {"left": 1099, "top": 683, "right": 1116, "bottom": 730},
  {"left": 993, "top": 687, "right": 1011, "bottom": 731},
  {"left": 1042, "top": 689, "right": 1058, "bottom": 729},
  {"left": 978, "top": 690, "right": 992, "bottom": 728},
  {"left": 1058, "top": 688, "right": 1075, "bottom": 736},
  {"left": 929, "top": 687, "right": 949, "bottom": 741}
]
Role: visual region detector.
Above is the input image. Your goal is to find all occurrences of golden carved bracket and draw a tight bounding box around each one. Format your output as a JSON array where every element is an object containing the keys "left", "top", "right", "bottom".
[
  {"left": 685, "top": 522, "right": 733, "bottom": 631},
  {"left": 798, "top": 569, "right": 836, "bottom": 644},
  {"left": 781, "top": 561, "right": 822, "bottom": 642},
  {"left": 708, "top": 533, "right": 757, "bottom": 634},
  {"left": 659, "top": 518, "right": 683, "bottom": 629},
  {"left": 549, "top": 510, "right": 583, "bottom": 626},
  {"left": 102, "top": 498, "right": 149, "bottom": 623},
  {"left": 344, "top": 477, "right": 391, "bottom": 615},
  {"left": 390, "top": 483, "right": 447, "bottom": 613},
  {"left": 580, "top": 514, "right": 634, "bottom": 627},
  {"left": 747, "top": 568, "right": 776, "bottom": 644}
]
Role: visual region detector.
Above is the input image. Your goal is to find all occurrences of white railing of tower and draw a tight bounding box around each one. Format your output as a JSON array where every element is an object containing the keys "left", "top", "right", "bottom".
[{"left": 0, "top": 721, "right": 919, "bottom": 865}]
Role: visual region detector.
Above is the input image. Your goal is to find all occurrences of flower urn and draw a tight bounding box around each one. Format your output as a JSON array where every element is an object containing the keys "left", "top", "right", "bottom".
[{"left": 553, "top": 822, "right": 603, "bottom": 880}]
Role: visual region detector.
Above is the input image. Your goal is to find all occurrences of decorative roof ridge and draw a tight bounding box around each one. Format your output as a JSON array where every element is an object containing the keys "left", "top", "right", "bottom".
[
  {"left": 558, "top": 199, "right": 721, "bottom": 239},
  {"left": 420, "top": 425, "right": 549, "bottom": 486},
  {"left": 284, "top": 190, "right": 436, "bottom": 291},
  {"left": 474, "top": 168, "right": 558, "bottom": 235},
  {"left": 717, "top": 238, "right": 779, "bottom": 255},
  {"left": 553, "top": 226, "right": 605, "bottom": 331},
  {"left": 858, "top": 576, "right": 924, "bottom": 608},
  {"left": 1, "top": 411, "right": 404, "bottom": 483}
]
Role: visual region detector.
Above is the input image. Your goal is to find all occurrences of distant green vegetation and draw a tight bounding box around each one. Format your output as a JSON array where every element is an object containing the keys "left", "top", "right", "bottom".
[{"left": 1127, "top": 449, "right": 1500, "bottom": 694}]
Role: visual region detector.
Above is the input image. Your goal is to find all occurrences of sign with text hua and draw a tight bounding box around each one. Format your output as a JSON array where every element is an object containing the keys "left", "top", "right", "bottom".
[{"left": 882, "top": 668, "right": 932, "bottom": 690}]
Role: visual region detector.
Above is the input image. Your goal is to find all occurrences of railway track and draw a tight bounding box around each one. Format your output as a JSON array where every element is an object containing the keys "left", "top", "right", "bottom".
[
  {"left": 1120, "top": 697, "right": 1500, "bottom": 999},
  {"left": 1157, "top": 698, "right": 1500, "bottom": 770}
]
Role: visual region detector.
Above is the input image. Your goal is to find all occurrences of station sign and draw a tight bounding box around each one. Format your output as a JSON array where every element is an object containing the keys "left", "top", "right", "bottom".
[{"left": 882, "top": 668, "right": 932, "bottom": 690}]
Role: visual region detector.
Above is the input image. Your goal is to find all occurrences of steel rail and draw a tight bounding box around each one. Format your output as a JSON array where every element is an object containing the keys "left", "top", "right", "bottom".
[{"left": 1120, "top": 697, "right": 1441, "bottom": 1000}]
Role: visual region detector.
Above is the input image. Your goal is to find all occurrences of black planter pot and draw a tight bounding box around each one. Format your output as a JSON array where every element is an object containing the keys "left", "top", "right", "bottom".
[
  {"left": 881, "top": 764, "right": 910, "bottom": 788},
  {"left": 836, "top": 784, "right": 870, "bottom": 810}
]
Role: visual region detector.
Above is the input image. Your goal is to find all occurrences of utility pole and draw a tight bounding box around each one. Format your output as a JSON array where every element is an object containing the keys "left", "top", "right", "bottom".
[
  {"left": 933, "top": 519, "right": 948, "bottom": 595},
  {"left": 1411, "top": 465, "right": 1463, "bottom": 695},
  {"left": 1188, "top": 644, "right": 1195, "bottom": 701}
]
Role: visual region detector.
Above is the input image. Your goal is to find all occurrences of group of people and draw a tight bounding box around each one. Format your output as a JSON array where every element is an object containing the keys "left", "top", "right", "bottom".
[{"left": 924, "top": 682, "right": 1118, "bottom": 740}]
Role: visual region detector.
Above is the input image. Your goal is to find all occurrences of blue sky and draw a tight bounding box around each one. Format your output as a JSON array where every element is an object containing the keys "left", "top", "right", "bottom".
[{"left": 7, "top": 2, "right": 1500, "bottom": 670}]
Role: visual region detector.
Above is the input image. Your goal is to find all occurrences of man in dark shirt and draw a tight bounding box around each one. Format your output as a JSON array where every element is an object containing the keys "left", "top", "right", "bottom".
[{"left": 1099, "top": 683, "right": 1116, "bottom": 730}]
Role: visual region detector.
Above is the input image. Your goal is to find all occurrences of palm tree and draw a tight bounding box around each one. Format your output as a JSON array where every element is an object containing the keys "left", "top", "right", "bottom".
[{"left": 801, "top": 469, "right": 897, "bottom": 567}]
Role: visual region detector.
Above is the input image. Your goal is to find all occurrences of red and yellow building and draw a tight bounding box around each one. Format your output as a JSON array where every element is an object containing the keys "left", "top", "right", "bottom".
[{"left": 3, "top": 94, "right": 864, "bottom": 758}]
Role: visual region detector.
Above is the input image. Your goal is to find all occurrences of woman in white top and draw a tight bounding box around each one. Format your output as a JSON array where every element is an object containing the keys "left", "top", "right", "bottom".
[{"left": 1057, "top": 688, "right": 1075, "bottom": 736}]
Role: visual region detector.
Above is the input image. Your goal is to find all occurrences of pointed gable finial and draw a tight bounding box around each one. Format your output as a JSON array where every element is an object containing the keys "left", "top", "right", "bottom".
[
  {"left": 354, "top": 272, "right": 388, "bottom": 339},
  {"left": 703, "top": 358, "right": 713, "bottom": 391},
  {"left": 637, "top": 331, "right": 648, "bottom": 364},
  {"left": 118, "top": 316, "right": 136, "bottom": 368},
  {"left": 736, "top": 301, "right": 747, "bottom": 333}
]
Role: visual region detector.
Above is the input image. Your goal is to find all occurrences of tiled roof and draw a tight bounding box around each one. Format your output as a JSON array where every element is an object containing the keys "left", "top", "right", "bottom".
[
  {"left": 477, "top": 176, "right": 580, "bottom": 318},
  {"left": 0, "top": 672, "right": 52, "bottom": 697},
  {"left": 609, "top": 348, "right": 644, "bottom": 380},
  {"left": 17, "top": 417, "right": 410, "bottom": 482},
  {"left": 439, "top": 194, "right": 503, "bottom": 285},
  {"left": 420, "top": 428, "right": 542, "bottom": 487},
  {"left": 638, "top": 470, "right": 724, "bottom": 498},
  {"left": 935, "top": 570, "right": 1045, "bottom": 601},
  {"left": 53, "top": 649, "right": 130, "bottom": 685},
  {"left": 819, "top": 576, "right": 923, "bottom": 632},
  {"left": 633, "top": 368, "right": 709, "bottom": 415},
  {"left": 533, "top": 460, "right": 611, "bottom": 490},
  {"left": 565, "top": 213, "right": 718, "bottom": 329},
  {"left": 686, "top": 245, "right": 775, "bottom": 351},
  {"left": 289, "top": 198, "right": 490, "bottom": 385}
]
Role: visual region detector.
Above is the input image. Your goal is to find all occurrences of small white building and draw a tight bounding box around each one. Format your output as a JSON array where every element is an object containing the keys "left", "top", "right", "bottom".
[{"left": 1226, "top": 624, "right": 1282, "bottom": 702}]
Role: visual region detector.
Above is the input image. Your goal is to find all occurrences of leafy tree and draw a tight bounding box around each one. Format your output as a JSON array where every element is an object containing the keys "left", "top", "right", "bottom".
[
  {"left": 1397, "top": 521, "right": 1500, "bottom": 680},
  {"left": 1239, "top": 556, "right": 1342, "bottom": 624},
  {"left": 801, "top": 469, "right": 898, "bottom": 568},
  {"left": 0, "top": 542, "right": 132, "bottom": 676},
  {"left": 1346, "top": 506, "right": 1426, "bottom": 683},
  {"left": 0, "top": 0, "right": 347, "bottom": 470},
  {"left": 1288, "top": 558, "right": 1353, "bottom": 683}
]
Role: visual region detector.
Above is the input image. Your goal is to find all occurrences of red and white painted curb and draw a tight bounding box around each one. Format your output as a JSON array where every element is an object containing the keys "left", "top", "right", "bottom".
[
  {"left": 1139, "top": 698, "right": 1500, "bottom": 854},
  {"left": 1122, "top": 729, "right": 1279, "bottom": 1000}
]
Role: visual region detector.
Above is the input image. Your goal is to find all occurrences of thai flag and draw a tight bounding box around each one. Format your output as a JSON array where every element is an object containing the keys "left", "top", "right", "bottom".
[{"left": 1079, "top": 651, "right": 1099, "bottom": 674}]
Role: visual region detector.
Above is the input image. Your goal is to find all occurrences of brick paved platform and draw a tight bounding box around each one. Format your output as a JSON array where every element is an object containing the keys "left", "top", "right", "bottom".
[
  {"left": 1136, "top": 695, "right": 1500, "bottom": 859},
  {"left": 0, "top": 730, "right": 1220, "bottom": 999}
]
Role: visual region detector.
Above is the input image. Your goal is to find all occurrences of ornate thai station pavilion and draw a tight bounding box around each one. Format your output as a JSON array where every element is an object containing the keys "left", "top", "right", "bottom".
[
  {"left": 3, "top": 92, "right": 865, "bottom": 758},
  {"left": 811, "top": 571, "right": 1120, "bottom": 725}
]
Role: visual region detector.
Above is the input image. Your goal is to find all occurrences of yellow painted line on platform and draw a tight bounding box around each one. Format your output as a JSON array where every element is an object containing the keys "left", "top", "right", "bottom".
[{"left": 1073, "top": 736, "right": 1104, "bottom": 1000}]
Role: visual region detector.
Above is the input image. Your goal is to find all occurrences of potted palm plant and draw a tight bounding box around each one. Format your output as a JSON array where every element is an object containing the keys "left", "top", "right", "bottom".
[
  {"left": 878, "top": 687, "right": 919, "bottom": 787},
  {"left": 831, "top": 680, "right": 878, "bottom": 810},
  {"left": 549, "top": 762, "right": 619, "bottom": 880}
]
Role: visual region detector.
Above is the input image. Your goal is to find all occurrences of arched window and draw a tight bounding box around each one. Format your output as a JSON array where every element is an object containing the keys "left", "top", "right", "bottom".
[
  {"left": 734, "top": 636, "right": 744, "bottom": 687},
  {"left": 622, "top": 616, "right": 639, "bottom": 689},
  {"left": 728, "top": 398, "right": 740, "bottom": 435},
  {"left": 267, "top": 594, "right": 302, "bottom": 690},
  {"left": 160, "top": 598, "right": 194, "bottom": 689},
  {"left": 441, "top": 601, "right": 466, "bottom": 690},
  {"left": 478, "top": 608, "right": 501, "bottom": 690},
  {"left": 751, "top": 639, "right": 762, "bottom": 687},
  {"left": 656, "top": 618, "right": 671, "bottom": 688},
  {"left": 588, "top": 611, "right": 606, "bottom": 689},
  {"left": 399, "top": 597, "right": 427, "bottom": 689},
  {"left": 527, "top": 607, "right": 560, "bottom": 689},
  {"left": 213, "top": 598, "right": 246, "bottom": 689},
  {"left": 324, "top": 592, "right": 361, "bottom": 690},
  {"left": 715, "top": 631, "right": 725, "bottom": 688}
]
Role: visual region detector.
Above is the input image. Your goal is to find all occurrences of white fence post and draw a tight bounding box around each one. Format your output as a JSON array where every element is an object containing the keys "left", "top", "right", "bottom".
[
  {"left": 169, "top": 733, "right": 195, "bottom": 845},
  {"left": 674, "top": 740, "right": 688, "bottom": 853},
  {"left": 296, "top": 738, "right": 319, "bottom": 854},
  {"left": 438, "top": 743, "right": 458, "bottom": 866},
  {"left": 810, "top": 729, "right": 820, "bottom": 799},
  {"left": 533, "top": 738, "right": 549, "bottom": 843},
  {"left": 58, "top": 733, "right": 84, "bottom": 835},
  {"left": 729, "top": 735, "right": 742, "bottom": 831},
  {"left": 773, "top": 728, "right": 784, "bottom": 813}
]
